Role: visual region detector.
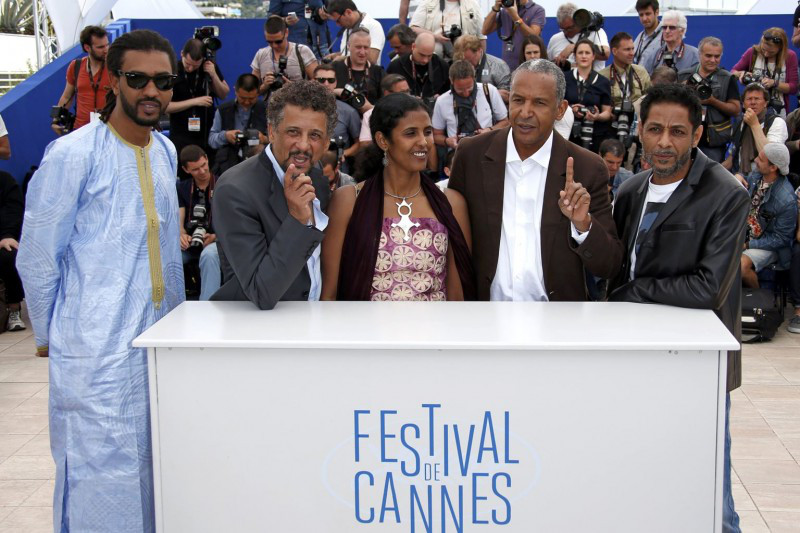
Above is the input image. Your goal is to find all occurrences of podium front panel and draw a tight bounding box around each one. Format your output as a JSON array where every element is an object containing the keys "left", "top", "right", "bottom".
[{"left": 147, "top": 344, "right": 724, "bottom": 533}]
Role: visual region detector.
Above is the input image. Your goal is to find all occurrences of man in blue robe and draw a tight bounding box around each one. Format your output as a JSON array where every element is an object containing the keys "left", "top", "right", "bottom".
[{"left": 18, "top": 30, "right": 184, "bottom": 532}]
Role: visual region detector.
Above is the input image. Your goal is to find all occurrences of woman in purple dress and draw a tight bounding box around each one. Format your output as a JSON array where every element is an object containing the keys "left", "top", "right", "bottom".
[{"left": 321, "top": 93, "right": 475, "bottom": 301}]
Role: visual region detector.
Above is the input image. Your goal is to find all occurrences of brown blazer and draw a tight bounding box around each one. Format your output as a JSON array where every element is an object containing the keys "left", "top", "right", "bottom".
[{"left": 448, "top": 127, "right": 623, "bottom": 301}]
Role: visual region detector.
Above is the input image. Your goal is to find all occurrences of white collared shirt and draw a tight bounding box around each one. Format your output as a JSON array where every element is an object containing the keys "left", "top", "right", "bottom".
[
  {"left": 265, "top": 145, "right": 329, "bottom": 301},
  {"left": 490, "top": 129, "right": 588, "bottom": 301}
]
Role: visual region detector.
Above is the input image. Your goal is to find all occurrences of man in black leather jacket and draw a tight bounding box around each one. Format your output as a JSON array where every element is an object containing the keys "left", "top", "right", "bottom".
[{"left": 608, "top": 83, "right": 749, "bottom": 533}]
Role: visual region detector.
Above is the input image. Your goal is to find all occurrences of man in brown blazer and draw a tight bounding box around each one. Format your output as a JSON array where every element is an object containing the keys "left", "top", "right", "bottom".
[{"left": 449, "top": 59, "right": 623, "bottom": 301}]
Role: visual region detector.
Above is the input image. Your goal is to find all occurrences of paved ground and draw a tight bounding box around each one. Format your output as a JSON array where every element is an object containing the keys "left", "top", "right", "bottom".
[{"left": 0, "top": 306, "right": 798, "bottom": 531}]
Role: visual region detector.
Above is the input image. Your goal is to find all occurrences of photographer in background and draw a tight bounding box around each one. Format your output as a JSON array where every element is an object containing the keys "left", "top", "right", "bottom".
[
  {"left": 359, "top": 74, "right": 410, "bottom": 143},
  {"left": 632, "top": 0, "right": 661, "bottom": 65},
  {"left": 325, "top": 0, "right": 385, "bottom": 65},
  {"left": 639, "top": 10, "right": 698, "bottom": 75},
  {"left": 208, "top": 74, "right": 268, "bottom": 175},
  {"left": 732, "top": 28, "right": 798, "bottom": 117},
  {"left": 565, "top": 39, "right": 613, "bottom": 152},
  {"left": 52, "top": 25, "right": 110, "bottom": 135},
  {"left": 252, "top": 16, "right": 318, "bottom": 96},
  {"left": 178, "top": 146, "right": 220, "bottom": 301},
  {"left": 432, "top": 60, "right": 508, "bottom": 150},
  {"left": 724, "top": 83, "right": 789, "bottom": 175},
  {"left": 678, "top": 37, "right": 741, "bottom": 163},
  {"left": 454, "top": 35, "right": 511, "bottom": 103},
  {"left": 332, "top": 27, "right": 385, "bottom": 107},
  {"left": 548, "top": 3, "right": 610, "bottom": 71},
  {"left": 599, "top": 32, "right": 650, "bottom": 165},
  {"left": 481, "top": 0, "right": 545, "bottom": 72},
  {"left": 387, "top": 24, "right": 416, "bottom": 60},
  {"left": 314, "top": 64, "right": 362, "bottom": 172},
  {"left": 386, "top": 32, "right": 450, "bottom": 108},
  {"left": 410, "top": 0, "right": 483, "bottom": 59},
  {"left": 599, "top": 138, "right": 633, "bottom": 200},
  {"left": 167, "top": 37, "right": 229, "bottom": 171},
  {"left": 268, "top": 0, "right": 330, "bottom": 58},
  {"left": 321, "top": 150, "right": 355, "bottom": 191}
]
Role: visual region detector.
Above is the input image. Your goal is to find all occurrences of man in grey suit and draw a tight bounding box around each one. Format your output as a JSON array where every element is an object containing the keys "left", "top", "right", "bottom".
[{"left": 211, "top": 80, "right": 337, "bottom": 309}]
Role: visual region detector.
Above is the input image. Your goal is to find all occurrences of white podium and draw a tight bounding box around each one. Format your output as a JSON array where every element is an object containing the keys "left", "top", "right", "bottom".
[{"left": 134, "top": 301, "right": 738, "bottom": 533}]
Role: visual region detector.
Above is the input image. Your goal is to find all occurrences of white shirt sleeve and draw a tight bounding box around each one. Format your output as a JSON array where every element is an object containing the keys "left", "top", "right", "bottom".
[
  {"left": 766, "top": 117, "right": 789, "bottom": 144},
  {"left": 554, "top": 106, "right": 574, "bottom": 139},
  {"left": 489, "top": 85, "right": 508, "bottom": 122},
  {"left": 365, "top": 17, "right": 386, "bottom": 60},
  {"left": 409, "top": 3, "right": 427, "bottom": 28},
  {"left": 547, "top": 33, "right": 564, "bottom": 61},
  {"left": 595, "top": 29, "right": 609, "bottom": 49},
  {"left": 432, "top": 93, "right": 449, "bottom": 131}
]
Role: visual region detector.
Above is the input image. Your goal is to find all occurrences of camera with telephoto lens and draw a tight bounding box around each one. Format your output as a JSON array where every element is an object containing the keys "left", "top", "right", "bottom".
[
  {"left": 570, "top": 106, "right": 594, "bottom": 149},
  {"left": 194, "top": 26, "right": 222, "bottom": 61},
  {"left": 573, "top": 8, "right": 604, "bottom": 39},
  {"left": 340, "top": 83, "right": 366, "bottom": 109},
  {"left": 741, "top": 72, "right": 757, "bottom": 85},
  {"left": 235, "top": 128, "right": 261, "bottom": 147},
  {"left": 443, "top": 24, "right": 463, "bottom": 43},
  {"left": 186, "top": 189, "right": 210, "bottom": 251},
  {"left": 611, "top": 100, "right": 635, "bottom": 147},
  {"left": 686, "top": 73, "right": 713, "bottom": 100},
  {"left": 571, "top": 106, "right": 588, "bottom": 138},
  {"left": 50, "top": 106, "right": 76, "bottom": 133},
  {"left": 501, "top": 0, "right": 516, "bottom": 7},
  {"left": 269, "top": 56, "right": 289, "bottom": 91}
]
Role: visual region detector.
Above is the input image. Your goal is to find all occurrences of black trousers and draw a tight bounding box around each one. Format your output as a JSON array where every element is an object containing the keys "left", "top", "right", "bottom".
[{"left": 0, "top": 247, "right": 23, "bottom": 304}]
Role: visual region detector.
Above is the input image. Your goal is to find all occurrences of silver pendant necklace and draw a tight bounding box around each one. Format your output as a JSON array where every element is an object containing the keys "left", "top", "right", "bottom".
[{"left": 385, "top": 184, "right": 422, "bottom": 242}]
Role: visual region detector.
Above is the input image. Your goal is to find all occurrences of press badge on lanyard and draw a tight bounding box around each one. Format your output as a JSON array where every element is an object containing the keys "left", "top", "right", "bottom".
[
  {"left": 505, "top": 42, "right": 514, "bottom": 53},
  {"left": 188, "top": 116, "right": 201, "bottom": 132}
]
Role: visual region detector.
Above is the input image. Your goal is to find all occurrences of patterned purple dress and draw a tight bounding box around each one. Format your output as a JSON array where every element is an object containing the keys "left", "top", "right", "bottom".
[{"left": 369, "top": 217, "right": 449, "bottom": 301}]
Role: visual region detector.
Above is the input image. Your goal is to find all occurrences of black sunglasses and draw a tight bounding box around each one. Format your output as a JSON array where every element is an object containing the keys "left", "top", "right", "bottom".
[
  {"left": 315, "top": 77, "right": 337, "bottom": 84},
  {"left": 763, "top": 34, "right": 782, "bottom": 45},
  {"left": 117, "top": 70, "right": 177, "bottom": 90},
  {"left": 267, "top": 39, "right": 284, "bottom": 45}
]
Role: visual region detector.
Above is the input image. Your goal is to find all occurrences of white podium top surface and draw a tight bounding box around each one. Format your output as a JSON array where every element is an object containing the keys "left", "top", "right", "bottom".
[{"left": 133, "top": 301, "right": 739, "bottom": 351}]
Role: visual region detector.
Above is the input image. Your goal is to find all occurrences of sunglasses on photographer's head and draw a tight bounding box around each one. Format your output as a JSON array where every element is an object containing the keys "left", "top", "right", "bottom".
[
  {"left": 117, "top": 70, "right": 178, "bottom": 90},
  {"left": 763, "top": 33, "right": 782, "bottom": 45}
]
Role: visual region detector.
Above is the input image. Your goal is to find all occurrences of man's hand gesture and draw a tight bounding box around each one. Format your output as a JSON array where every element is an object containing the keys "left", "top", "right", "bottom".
[
  {"left": 559, "top": 157, "right": 591, "bottom": 233},
  {"left": 284, "top": 163, "right": 316, "bottom": 224}
]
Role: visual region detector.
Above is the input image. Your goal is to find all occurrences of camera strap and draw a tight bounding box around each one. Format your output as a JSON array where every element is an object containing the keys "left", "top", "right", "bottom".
[
  {"left": 346, "top": 56, "right": 370, "bottom": 92},
  {"left": 410, "top": 59, "right": 432, "bottom": 97},
  {"left": 656, "top": 40, "right": 685, "bottom": 64},
  {"left": 440, "top": 0, "right": 463, "bottom": 34},
  {"left": 188, "top": 175, "right": 216, "bottom": 228},
  {"left": 634, "top": 26, "right": 661, "bottom": 64},
  {"left": 574, "top": 69, "right": 597, "bottom": 102}
]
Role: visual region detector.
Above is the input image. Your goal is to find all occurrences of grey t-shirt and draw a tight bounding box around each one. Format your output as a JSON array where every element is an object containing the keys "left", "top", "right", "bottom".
[{"left": 251, "top": 42, "right": 317, "bottom": 82}]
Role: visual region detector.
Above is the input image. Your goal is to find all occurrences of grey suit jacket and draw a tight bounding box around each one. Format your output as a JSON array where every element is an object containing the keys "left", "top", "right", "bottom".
[{"left": 210, "top": 148, "right": 330, "bottom": 310}]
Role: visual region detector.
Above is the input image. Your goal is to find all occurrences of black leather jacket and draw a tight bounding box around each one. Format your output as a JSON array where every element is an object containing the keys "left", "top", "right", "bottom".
[{"left": 608, "top": 150, "right": 750, "bottom": 392}]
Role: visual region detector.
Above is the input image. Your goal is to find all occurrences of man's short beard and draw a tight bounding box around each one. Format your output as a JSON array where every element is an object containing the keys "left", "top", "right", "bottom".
[
  {"left": 643, "top": 147, "right": 692, "bottom": 178},
  {"left": 89, "top": 51, "right": 105, "bottom": 63},
  {"left": 119, "top": 92, "right": 161, "bottom": 127}
]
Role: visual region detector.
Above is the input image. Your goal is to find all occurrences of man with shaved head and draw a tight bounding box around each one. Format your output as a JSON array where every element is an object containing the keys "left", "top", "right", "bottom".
[{"left": 387, "top": 31, "right": 450, "bottom": 107}]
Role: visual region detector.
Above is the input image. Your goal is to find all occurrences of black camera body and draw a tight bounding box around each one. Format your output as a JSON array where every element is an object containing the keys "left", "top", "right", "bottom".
[
  {"left": 741, "top": 72, "right": 757, "bottom": 85},
  {"left": 686, "top": 73, "right": 713, "bottom": 100},
  {"left": 236, "top": 128, "right": 261, "bottom": 147},
  {"left": 50, "top": 106, "right": 76, "bottom": 133},
  {"left": 194, "top": 26, "right": 222, "bottom": 61},
  {"left": 186, "top": 189, "right": 210, "bottom": 251},
  {"left": 329, "top": 136, "right": 346, "bottom": 163},
  {"left": 501, "top": 0, "right": 516, "bottom": 7},
  {"left": 443, "top": 24, "right": 463, "bottom": 43},
  {"left": 662, "top": 51, "right": 676, "bottom": 71},
  {"left": 571, "top": 106, "right": 594, "bottom": 149},
  {"left": 270, "top": 56, "right": 289, "bottom": 91},
  {"left": 340, "top": 83, "right": 366, "bottom": 109}
]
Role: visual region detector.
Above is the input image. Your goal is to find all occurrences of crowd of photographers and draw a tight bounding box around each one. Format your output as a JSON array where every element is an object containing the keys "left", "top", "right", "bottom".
[{"left": 29, "top": 1, "right": 800, "bottom": 331}]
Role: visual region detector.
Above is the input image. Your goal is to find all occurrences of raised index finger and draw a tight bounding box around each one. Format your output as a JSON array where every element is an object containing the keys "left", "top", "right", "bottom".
[{"left": 565, "top": 157, "right": 574, "bottom": 185}]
